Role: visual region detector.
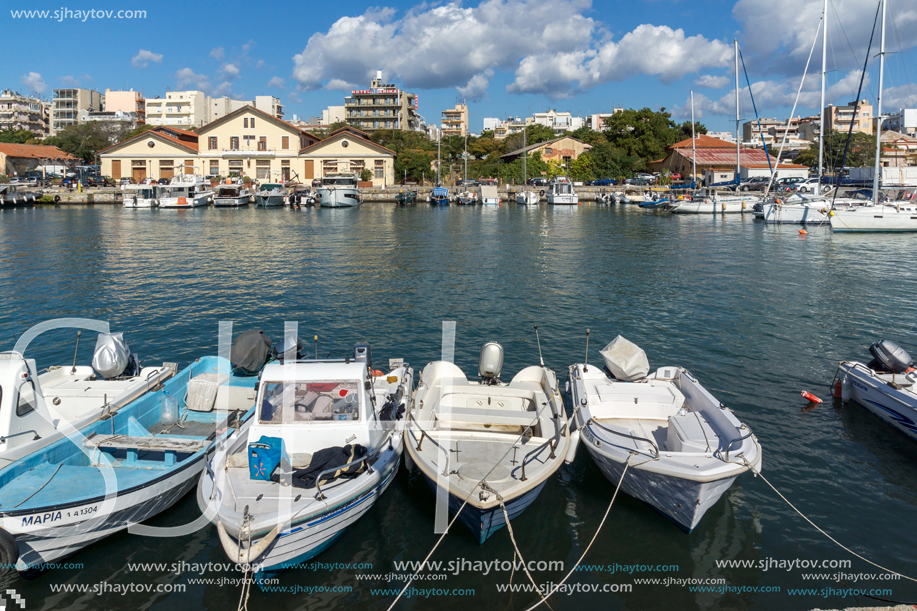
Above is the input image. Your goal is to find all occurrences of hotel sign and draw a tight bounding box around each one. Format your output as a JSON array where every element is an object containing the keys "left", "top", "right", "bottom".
[{"left": 352, "top": 88, "right": 399, "bottom": 94}]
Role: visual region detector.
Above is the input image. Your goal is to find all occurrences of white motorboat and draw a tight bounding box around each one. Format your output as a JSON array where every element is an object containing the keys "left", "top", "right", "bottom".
[
  {"left": 567, "top": 336, "right": 762, "bottom": 532},
  {"left": 254, "top": 182, "right": 288, "bottom": 208},
  {"left": 0, "top": 327, "right": 174, "bottom": 467},
  {"left": 158, "top": 174, "right": 214, "bottom": 208},
  {"left": 405, "top": 342, "right": 569, "bottom": 544},
  {"left": 836, "top": 340, "right": 917, "bottom": 441},
  {"left": 199, "top": 344, "right": 412, "bottom": 578},
  {"left": 315, "top": 174, "right": 361, "bottom": 208},
  {"left": 516, "top": 130, "right": 539, "bottom": 205},
  {"left": 213, "top": 180, "right": 252, "bottom": 207},
  {"left": 516, "top": 190, "right": 539, "bottom": 205},
  {"left": 480, "top": 185, "right": 500, "bottom": 206},
  {"left": 546, "top": 176, "right": 578, "bottom": 205},
  {"left": 456, "top": 190, "right": 477, "bottom": 205},
  {"left": 670, "top": 190, "right": 758, "bottom": 214},
  {"left": 121, "top": 184, "right": 159, "bottom": 208}
]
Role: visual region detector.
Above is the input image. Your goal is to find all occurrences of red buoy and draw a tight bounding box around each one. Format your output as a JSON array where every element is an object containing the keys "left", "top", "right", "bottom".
[
  {"left": 801, "top": 391, "right": 822, "bottom": 404},
  {"left": 799, "top": 229, "right": 808, "bottom": 235}
]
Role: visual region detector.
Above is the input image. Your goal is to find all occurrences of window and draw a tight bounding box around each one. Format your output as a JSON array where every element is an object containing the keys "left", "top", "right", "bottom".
[
  {"left": 243, "top": 135, "right": 255, "bottom": 146},
  {"left": 16, "top": 380, "right": 36, "bottom": 417},
  {"left": 228, "top": 159, "right": 243, "bottom": 175},
  {"left": 208, "top": 136, "right": 217, "bottom": 150},
  {"left": 250, "top": 117, "right": 255, "bottom": 128},
  {"left": 258, "top": 381, "right": 361, "bottom": 423},
  {"left": 230, "top": 136, "right": 239, "bottom": 151},
  {"left": 375, "top": 160, "right": 384, "bottom": 179},
  {"left": 243, "top": 118, "right": 248, "bottom": 128},
  {"left": 281, "top": 136, "right": 289, "bottom": 150},
  {"left": 258, "top": 137, "right": 267, "bottom": 151},
  {"left": 210, "top": 160, "right": 219, "bottom": 174},
  {"left": 255, "top": 160, "right": 271, "bottom": 179}
]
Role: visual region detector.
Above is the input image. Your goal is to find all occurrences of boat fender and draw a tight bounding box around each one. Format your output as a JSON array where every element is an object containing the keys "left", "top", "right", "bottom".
[
  {"left": 404, "top": 451, "right": 415, "bottom": 471},
  {"left": 54, "top": 195, "right": 61, "bottom": 203},
  {"left": 833, "top": 379, "right": 842, "bottom": 398},
  {"left": 217, "top": 521, "right": 279, "bottom": 564},
  {"left": 539, "top": 190, "right": 545, "bottom": 197},
  {"left": 0, "top": 528, "right": 18, "bottom": 574},
  {"left": 564, "top": 429, "right": 580, "bottom": 465},
  {"left": 841, "top": 375, "right": 851, "bottom": 403}
]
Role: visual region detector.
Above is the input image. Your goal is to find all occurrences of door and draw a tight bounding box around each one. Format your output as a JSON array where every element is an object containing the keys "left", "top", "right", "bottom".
[
  {"left": 132, "top": 167, "right": 146, "bottom": 182},
  {"left": 303, "top": 160, "right": 314, "bottom": 179},
  {"left": 111, "top": 160, "right": 121, "bottom": 180}
]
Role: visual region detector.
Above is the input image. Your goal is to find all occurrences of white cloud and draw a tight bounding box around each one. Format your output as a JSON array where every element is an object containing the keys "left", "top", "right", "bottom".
[
  {"left": 175, "top": 67, "right": 212, "bottom": 92},
  {"left": 20, "top": 72, "right": 46, "bottom": 94},
  {"left": 209, "top": 47, "right": 225, "bottom": 60},
  {"left": 256, "top": 60, "right": 265, "bottom": 69},
  {"left": 220, "top": 63, "right": 240, "bottom": 79},
  {"left": 242, "top": 39, "right": 255, "bottom": 53},
  {"left": 324, "top": 79, "right": 356, "bottom": 90},
  {"left": 268, "top": 76, "right": 286, "bottom": 89},
  {"left": 457, "top": 69, "right": 493, "bottom": 101},
  {"left": 292, "top": 0, "right": 596, "bottom": 97},
  {"left": 59, "top": 75, "right": 81, "bottom": 87},
  {"left": 132, "top": 49, "right": 163, "bottom": 69},
  {"left": 288, "top": 92, "right": 302, "bottom": 104},
  {"left": 213, "top": 82, "right": 234, "bottom": 97},
  {"left": 695, "top": 74, "right": 731, "bottom": 89}
]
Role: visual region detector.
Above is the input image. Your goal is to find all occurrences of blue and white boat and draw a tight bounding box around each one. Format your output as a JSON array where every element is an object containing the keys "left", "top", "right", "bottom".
[
  {"left": 0, "top": 355, "right": 258, "bottom": 573},
  {"left": 430, "top": 187, "right": 449, "bottom": 206},
  {"left": 198, "top": 344, "right": 412, "bottom": 579},
  {"left": 836, "top": 340, "right": 917, "bottom": 441},
  {"left": 405, "top": 342, "right": 569, "bottom": 544},
  {"left": 639, "top": 197, "right": 671, "bottom": 209}
]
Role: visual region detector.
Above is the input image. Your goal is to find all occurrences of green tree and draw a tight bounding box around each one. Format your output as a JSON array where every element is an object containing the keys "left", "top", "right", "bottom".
[
  {"left": 118, "top": 123, "right": 156, "bottom": 142},
  {"left": 794, "top": 129, "right": 876, "bottom": 171},
  {"left": 394, "top": 149, "right": 436, "bottom": 184},
  {"left": 44, "top": 123, "right": 122, "bottom": 162},
  {"left": 360, "top": 168, "right": 373, "bottom": 182},
  {"left": 601, "top": 108, "right": 707, "bottom": 176},
  {"left": 503, "top": 124, "right": 556, "bottom": 156},
  {"left": 0, "top": 129, "right": 39, "bottom": 144}
]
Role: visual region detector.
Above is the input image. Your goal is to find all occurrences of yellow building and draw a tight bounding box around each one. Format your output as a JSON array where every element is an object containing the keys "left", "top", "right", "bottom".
[
  {"left": 197, "top": 106, "right": 319, "bottom": 182},
  {"left": 299, "top": 127, "right": 396, "bottom": 187},
  {"left": 99, "top": 126, "right": 199, "bottom": 182},
  {"left": 442, "top": 103, "right": 468, "bottom": 137}
]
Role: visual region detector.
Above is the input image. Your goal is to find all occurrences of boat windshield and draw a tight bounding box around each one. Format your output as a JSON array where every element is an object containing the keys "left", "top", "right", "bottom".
[
  {"left": 260, "top": 183, "right": 282, "bottom": 191},
  {"left": 258, "top": 381, "right": 361, "bottom": 423},
  {"left": 323, "top": 178, "right": 356, "bottom": 186}
]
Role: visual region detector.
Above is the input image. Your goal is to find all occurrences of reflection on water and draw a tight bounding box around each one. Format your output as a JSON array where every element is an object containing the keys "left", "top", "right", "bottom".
[{"left": 0, "top": 204, "right": 916, "bottom": 610}]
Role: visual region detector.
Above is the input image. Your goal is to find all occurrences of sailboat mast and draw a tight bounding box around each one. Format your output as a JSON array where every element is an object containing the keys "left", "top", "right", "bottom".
[
  {"left": 872, "top": 0, "right": 886, "bottom": 204},
  {"left": 437, "top": 130, "right": 442, "bottom": 185},
  {"left": 817, "top": 0, "right": 828, "bottom": 195},
  {"left": 691, "top": 89, "right": 696, "bottom": 190},
  {"left": 464, "top": 133, "right": 468, "bottom": 184},
  {"left": 735, "top": 39, "right": 741, "bottom": 186},
  {"left": 523, "top": 128, "right": 527, "bottom": 194}
]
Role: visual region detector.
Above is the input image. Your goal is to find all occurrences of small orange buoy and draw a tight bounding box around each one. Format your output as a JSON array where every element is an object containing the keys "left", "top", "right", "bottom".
[
  {"left": 799, "top": 229, "right": 808, "bottom": 235},
  {"left": 801, "top": 391, "right": 822, "bottom": 404}
]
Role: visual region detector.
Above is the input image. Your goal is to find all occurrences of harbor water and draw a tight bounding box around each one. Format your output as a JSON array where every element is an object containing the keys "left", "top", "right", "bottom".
[{"left": 1, "top": 204, "right": 916, "bottom": 610}]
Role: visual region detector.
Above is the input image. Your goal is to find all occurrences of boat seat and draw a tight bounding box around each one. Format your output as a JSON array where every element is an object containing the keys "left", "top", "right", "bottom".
[
  {"left": 435, "top": 407, "right": 539, "bottom": 428},
  {"left": 587, "top": 381, "right": 684, "bottom": 421},
  {"left": 84, "top": 433, "right": 208, "bottom": 467}
]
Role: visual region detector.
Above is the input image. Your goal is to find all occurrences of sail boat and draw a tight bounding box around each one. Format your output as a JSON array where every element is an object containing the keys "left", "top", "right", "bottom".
[
  {"left": 430, "top": 128, "right": 449, "bottom": 206},
  {"left": 516, "top": 128, "right": 539, "bottom": 205},
  {"left": 829, "top": 0, "right": 917, "bottom": 231},
  {"left": 456, "top": 134, "right": 477, "bottom": 205}
]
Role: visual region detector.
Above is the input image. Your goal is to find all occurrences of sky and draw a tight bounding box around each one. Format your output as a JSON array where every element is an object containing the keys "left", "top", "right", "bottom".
[{"left": 4, "top": 0, "right": 917, "bottom": 134}]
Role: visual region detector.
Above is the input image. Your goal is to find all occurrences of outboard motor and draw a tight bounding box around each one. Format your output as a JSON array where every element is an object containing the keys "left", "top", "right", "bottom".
[
  {"left": 92, "top": 333, "right": 132, "bottom": 379},
  {"left": 274, "top": 336, "right": 308, "bottom": 362},
  {"left": 867, "top": 340, "right": 913, "bottom": 374},
  {"left": 230, "top": 329, "right": 273, "bottom": 376},
  {"left": 478, "top": 342, "right": 504, "bottom": 385},
  {"left": 354, "top": 342, "right": 372, "bottom": 370}
]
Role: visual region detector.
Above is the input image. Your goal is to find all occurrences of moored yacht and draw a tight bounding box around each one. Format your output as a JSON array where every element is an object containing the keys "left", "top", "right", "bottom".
[
  {"left": 546, "top": 176, "right": 578, "bottom": 205},
  {"left": 254, "top": 182, "right": 288, "bottom": 208},
  {"left": 314, "top": 173, "right": 361, "bottom": 208},
  {"left": 122, "top": 183, "right": 159, "bottom": 208},
  {"left": 213, "top": 179, "right": 252, "bottom": 207},
  {"left": 158, "top": 174, "right": 214, "bottom": 208}
]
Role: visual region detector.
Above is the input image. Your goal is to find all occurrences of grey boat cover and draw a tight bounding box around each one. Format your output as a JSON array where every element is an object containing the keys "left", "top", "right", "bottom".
[
  {"left": 600, "top": 336, "right": 649, "bottom": 381},
  {"left": 92, "top": 332, "right": 131, "bottom": 379},
  {"left": 230, "top": 329, "right": 273, "bottom": 376}
]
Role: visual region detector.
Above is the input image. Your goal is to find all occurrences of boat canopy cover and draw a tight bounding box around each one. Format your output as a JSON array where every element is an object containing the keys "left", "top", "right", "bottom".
[
  {"left": 230, "top": 329, "right": 273, "bottom": 376},
  {"left": 600, "top": 336, "right": 649, "bottom": 381},
  {"left": 433, "top": 187, "right": 448, "bottom": 197},
  {"left": 92, "top": 332, "right": 131, "bottom": 379}
]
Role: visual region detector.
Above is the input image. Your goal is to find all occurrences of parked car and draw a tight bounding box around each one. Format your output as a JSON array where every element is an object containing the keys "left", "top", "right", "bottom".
[
  {"left": 795, "top": 177, "right": 822, "bottom": 193},
  {"left": 526, "top": 178, "right": 549, "bottom": 186},
  {"left": 157, "top": 178, "right": 170, "bottom": 185},
  {"left": 590, "top": 178, "right": 617, "bottom": 186},
  {"left": 775, "top": 176, "right": 805, "bottom": 187},
  {"left": 669, "top": 173, "right": 681, "bottom": 181},
  {"left": 737, "top": 177, "right": 769, "bottom": 191},
  {"left": 119, "top": 178, "right": 132, "bottom": 186},
  {"left": 625, "top": 178, "right": 651, "bottom": 186},
  {"left": 635, "top": 173, "right": 655, "bottom": 182},
  {"left": 312, "top": 178, "right": 322, "bottom": 188}
]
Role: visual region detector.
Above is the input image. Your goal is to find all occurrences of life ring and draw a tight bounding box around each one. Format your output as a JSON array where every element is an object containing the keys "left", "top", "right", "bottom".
[
  {"left": 0, "top": 527, "right": 19, "bottom": 574},
  {"left": 539, "top": 190, "right": 545, "bottom": 197},
  {"left": 54, "top": 195, "right": 61, "bottom": 203},
  {"left": 684, "top": 195, "right": 692, "bottom": 201},
  {"left": 371, "top": 369, "right": 384, "bottom": 377}
]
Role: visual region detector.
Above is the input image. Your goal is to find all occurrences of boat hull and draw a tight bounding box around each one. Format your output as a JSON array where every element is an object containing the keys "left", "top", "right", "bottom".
[
  {"left": 547, "top": 196, "right": 578, "bottom": 205},
  {"left": 254, "top": 195, "right": 286, "bottom": 208},
  {"left": 422, "top": 473, "right": 546, "bottom": 544},
  {"left": 830, "top": 208, "right": 917, "bottom": 232},
  {"left": 316, "top": 188, "right": 361, "bottom": 208},
  {"left": 671, "top": 200, "right": 753, "bottom": 214},
  {"left": 159, "top": 195, "right": 212, "bottom": 208},
  {"left": 213, "top": 196, "right": 250, "bottom": 207},
  {"left": 840, "top": 364, "right": 917, "bottom": 441},
  {"left": 761, "top": 203, "right": 828, "bottom": 224},
  {"left": 584, "top": 443, "right": 737, "bottom": 532}
]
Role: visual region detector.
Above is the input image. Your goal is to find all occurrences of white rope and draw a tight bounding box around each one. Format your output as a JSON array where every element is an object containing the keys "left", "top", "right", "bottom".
[
  {"left": 522, "top": 457, "right": 631, "bottom": 611},
  {"left": 499, "top": 499, "right": 554, "bottom": 611},
  {"left": 742, "top": 458, "right": 917, "bottom": 584}
]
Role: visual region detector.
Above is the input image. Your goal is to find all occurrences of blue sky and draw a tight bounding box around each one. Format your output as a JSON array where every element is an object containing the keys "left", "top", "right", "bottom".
[{"left": 4, "top": 0, "right": 916, "bottom": 133}]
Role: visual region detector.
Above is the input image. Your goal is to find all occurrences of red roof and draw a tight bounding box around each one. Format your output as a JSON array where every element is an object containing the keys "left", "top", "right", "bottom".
[
  {"left": 673, "top": 147, "right": 777, "bottom": 167},
  {"left": 160, "top": 126, "right": 197, "bottom": 138},
  {"left": 0, "top": 143, "right": 77, "bottom": 160},
  {"left": 742, "top": 163, "right": 808, "bottom": 169},
  {"left": 670, "top": 134, "right": 738, "bottom": 149},
  {"left": 98, "top": 127, "right": 198, "bottom": 154}
]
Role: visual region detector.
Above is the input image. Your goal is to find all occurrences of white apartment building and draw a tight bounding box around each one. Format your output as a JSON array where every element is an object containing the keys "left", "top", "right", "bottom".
[
  {"left": 0, "top": 89, "right": 49, "bottom": 136},
  {"left": 321, "top": 106, "right": 345, "bottom": 125},
  {"left": 884, "top": 109, "right": 917, "bottom": 137},
  {"left": 145, "top": 90, "right": 209, "bottom": 127},
  {"left": 52, "top": 88, "right": 102, "bottom": 135},
  {"left": 533, "top": 110, "right": 583, "bottom": 134},
  {"left": 103, "top": 90, "right": 145, "bottom": 124}
]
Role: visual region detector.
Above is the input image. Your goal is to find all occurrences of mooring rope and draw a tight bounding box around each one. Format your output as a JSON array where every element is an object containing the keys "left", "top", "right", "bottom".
[
  {"left": 522, "top": 457, "right": 631, "bottom": 611},
  {"left": 741, "top": 457, "right": 917, "bottom": 584},
  {"left": 498, "top": 495, "right": 554, "bottom": 611}
]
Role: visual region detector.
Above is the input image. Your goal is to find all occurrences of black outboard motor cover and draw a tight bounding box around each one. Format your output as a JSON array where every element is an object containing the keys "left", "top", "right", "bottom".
[
  {"left": 354, "top": 342, "right": 372, "bottom": 370},
  {"left": 230, "top": 330, "right": 273, "bottom": 376},
  {"left": 868, "top": 339, "right": 912, "bottom": 374}
]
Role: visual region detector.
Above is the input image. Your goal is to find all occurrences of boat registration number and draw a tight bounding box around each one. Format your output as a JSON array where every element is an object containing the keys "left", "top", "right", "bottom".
[{"left": 18, "top": 504, "right": 98, "bottom": 528}]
